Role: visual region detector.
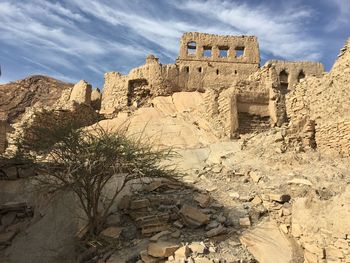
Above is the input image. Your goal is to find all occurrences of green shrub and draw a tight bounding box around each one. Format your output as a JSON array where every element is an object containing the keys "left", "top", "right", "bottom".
[{"left": 17, "top": 120, "right": 177, "bottom": 236}]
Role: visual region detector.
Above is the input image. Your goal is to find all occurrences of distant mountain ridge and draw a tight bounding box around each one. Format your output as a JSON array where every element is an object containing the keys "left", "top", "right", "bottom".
[{"left": 0, "top": 75, "right": 73, "bottom": 123}]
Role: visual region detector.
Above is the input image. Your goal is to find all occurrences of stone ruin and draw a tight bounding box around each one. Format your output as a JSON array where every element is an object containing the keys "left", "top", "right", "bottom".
[
  {"left": 100, "top": 32, "right": 326, "bottom": 144},
  {"left": 1, "top": 32, "right": 350, "bottom": 158},
  {"left": 1, "top": 32, "right": 350, "bottom": 263}
]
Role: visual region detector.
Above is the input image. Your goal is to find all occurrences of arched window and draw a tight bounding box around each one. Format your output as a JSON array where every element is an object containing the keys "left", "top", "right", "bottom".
[
  {"left": 187, "top": 41, "right": 196, "bottom": 55},
  {"left": 298, "top": 70, "right": 305, "bottom": 82},
  {"left": 279, "top": 70, "right": 289, "bottom": 91}
]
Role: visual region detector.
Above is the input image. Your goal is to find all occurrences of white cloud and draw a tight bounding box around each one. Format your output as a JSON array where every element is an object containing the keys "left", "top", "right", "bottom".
[
  {"left": 0, "top": 1, "right": 149, "bottom": 68},
  {"left": 171, "top": 0, "right": 321, "bottom": 61},
  {"left": 325, "top": 0, "right": 350, "bottom": 32},
  {"left": 0, "top": 0, "right": 332, "bottom": 85}
]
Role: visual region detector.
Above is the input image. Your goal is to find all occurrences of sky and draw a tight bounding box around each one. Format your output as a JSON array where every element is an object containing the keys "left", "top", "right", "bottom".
[{"left": 0, "top": 0, "right": 349, "bottom": 88}]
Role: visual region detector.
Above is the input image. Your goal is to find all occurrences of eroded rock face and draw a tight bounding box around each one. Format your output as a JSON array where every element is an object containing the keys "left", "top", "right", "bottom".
[
  {"left": 0, "top": 75, "right": 73, "bottom": 154},
  {"left": 2, "top": 79, "right": 99, "bottom": 155},
  {"left": 0, "top": 75, "right": 73, "bottom": 124}
]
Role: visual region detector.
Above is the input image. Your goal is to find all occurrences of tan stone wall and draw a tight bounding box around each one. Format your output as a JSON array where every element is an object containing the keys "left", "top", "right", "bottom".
[
  {"left": 176, "top": 32, "right": 260, "bottom": 91},
  {"left": 100, "top": 32, "right": 330, "bottom": 139},
  {"left": 101, "top": 72, "right": 128, "bottom": 112},
  {"left": 316, "top": 120, "right": 350, "bottom": 157},
  {"left": 178, "top": 32, "right": 260, "bottom": 64},
  {"left": 101, "top": 32, "right": 261, "bottom": 112},
  {"left": 266, "top": 60, "right": 324, "bottom": 89},
  {"left": 286, "top": 38, "right": 350, "bottom": 155}
]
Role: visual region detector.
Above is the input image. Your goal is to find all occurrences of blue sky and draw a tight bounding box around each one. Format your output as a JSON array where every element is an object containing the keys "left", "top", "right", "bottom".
[{"left": 0, "top": 0, "right": 349, "bottom": 88}]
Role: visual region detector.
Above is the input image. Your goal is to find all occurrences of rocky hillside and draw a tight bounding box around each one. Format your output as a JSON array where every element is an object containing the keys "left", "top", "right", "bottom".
[{"left": 0, "top": 75, "right": 73, "bottom": 123}]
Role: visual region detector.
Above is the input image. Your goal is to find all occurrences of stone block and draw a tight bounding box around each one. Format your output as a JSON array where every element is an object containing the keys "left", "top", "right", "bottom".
[
  {"left": 205, "top": 224, "right": 226, "bottom": 237},
  {"left": 130, "top": 199, "right": 150, "bottom": 210},
  {"left": 326, "top": 245, "right": 344, "bottom": 259},
  {"left": 291, "top": 223, "right": 302, "bottom": 238},
  {"left": 140, "top": 250, "right": 161, "bottom": 263},
  {"left": 148, "top": 242, "right": 179, "bottom": 258},
  {"left": 180, "top": 204, "right": 210, "bottom": 227},
  {"left": 174, "top": 245, "right": 191, "bottom": 259},
  {"left": 194, "top": 193, "right": 211, "bottom": 208},
  {"left": 239, "top": 217, "right": 251, "bottom": 227},
  {"left": 189, "top": 242, "right": 206, "bottom": 254},
  {"left": 100, "top": 227, "right": 123, "bottom": 239},
  {"left": 304, "top": 243, "right": 324, "bottom": 258}
]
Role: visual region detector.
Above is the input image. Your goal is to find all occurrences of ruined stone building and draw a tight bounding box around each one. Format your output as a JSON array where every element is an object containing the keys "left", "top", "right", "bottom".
[
  {"left": 101, "top": 32, "right": 324, "bottom": 138},
  {"left": 2, "top": 32, "right": 350, "bottom": 157}
]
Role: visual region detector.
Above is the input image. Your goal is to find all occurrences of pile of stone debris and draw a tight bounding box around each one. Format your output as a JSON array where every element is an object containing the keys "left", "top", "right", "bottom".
[{"left": 92, "top": 179, "right": 257, "bottom": 263}]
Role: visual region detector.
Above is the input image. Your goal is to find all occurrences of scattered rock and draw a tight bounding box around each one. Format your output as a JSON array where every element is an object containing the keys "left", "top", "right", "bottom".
[
  {"left": 192, "top": 257, "right": 212, "bottom": 263},
  {"left": 251, "top": 196, "right": 263, "bottom": 206},
  {"left": 180, "top": 204, "right": 210, "bottom": 227},
  {"left": 304, "top": 243, "right": 324, "bottom": 258},
  {"left": 205, "top": 224, "right": 226, "bottom": 237},
  {"left": 249, "top": 171, "right": 262, "bottom": 183},
  {"left": 100, "top": 227, "right": 123, "bottom": 239},
  {"left": 279, "top": 224, "right": 289, "bottom": 234},
  {"left": 130, "top": 199, "right": 151, "bottom": 210},
  {"left": 148, "top": 242, "right": 180, "bottom": 258},
  {"left": 173, "top": 221, "right": 184, "bottom": 229},
  {"left": 189, "top": 242, "right": 206, "bottom": 254},
  {"left": 325, "top": 245, "right": 344, "bottom": 259},
  {"left": 194, "top": 193, "right": 211, "bottom": 208},
  {"left": 228, "top": 192, "right": 240, "bottom": 199},
  {"left": 291, "top": 223, "right": 302, "bottom": 238},
  {"left": 239, "top": 217, "right": 251, "bottom": 227},
  {"left": 269, "top": 194, "right": 291, "bottom": 203},
  {"left": 206, "top": 186, "right": 218, "bottom": 192},
  {"left": 287, "top": 178, "right": 312, "bottom": 186},
  {"left": 150, "top": 230, "right": 171, "bottom": 242},
  {"left": 174, "top": 245, "right": 191, "bottom": 259},
  {"left": 140, "top": 250, "right": 161, "bottom": 263},
  {"left": 171, "top": 230, "right": 181, "bottom": 238},
  {"left": 205, "top": 221, "right": 220, "bottom": 231}
]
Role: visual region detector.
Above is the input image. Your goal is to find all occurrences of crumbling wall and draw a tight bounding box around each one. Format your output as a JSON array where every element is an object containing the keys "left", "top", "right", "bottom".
[
  {"left": 101, "top": 56, "right": 181, "bottom": 113},
  {"left": 266, "top": 60, "right": 324, "bottom": 89},
  {"left": 176, "top": 32, "right": 260, "bottom": 91},
  {"left": 101, "top": 32, "right": 261, "bottom": 112},
  {"left": 286, "top": 38, "right": 350, "bottom": 155},
  {"left": 202, "top": 65, "right": 272, "bottom": 138},
  {"left": 100, "top": 72, "right": 128, "bottom": 113},
  {"left": 265, "top": 61, "right": 325, "bottom": 127},
  {"left": 4, "top": 80, "right": 99, "bottom": 155},
  {"left": 69, "top": 80, "right": 92, "bottom": 105}
]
